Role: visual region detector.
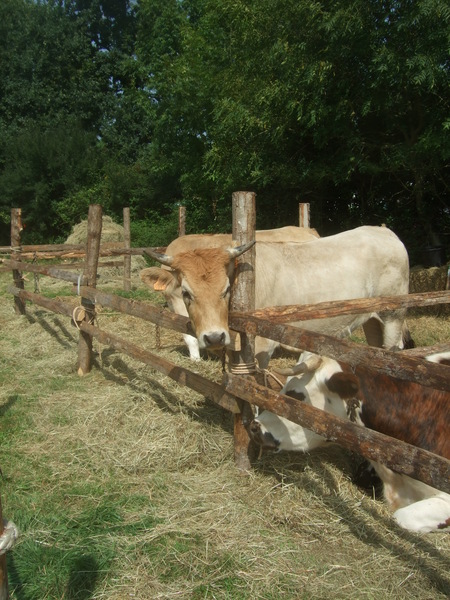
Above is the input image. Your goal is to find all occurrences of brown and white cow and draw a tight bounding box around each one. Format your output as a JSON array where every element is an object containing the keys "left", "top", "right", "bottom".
[
  {"left": 141, "top": 226, "right": 411, "bottom": 367},
  {"left": 141, "top": 227, "right": 319, "bottom": 360},
  {"left": 249, "top": 351, "right": 450, "bottom": 533}
]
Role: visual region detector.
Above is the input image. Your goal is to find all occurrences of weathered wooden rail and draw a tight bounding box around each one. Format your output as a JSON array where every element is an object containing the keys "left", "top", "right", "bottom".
[{"left": 3, "top": 202, "right": 450, "bottom": 495}]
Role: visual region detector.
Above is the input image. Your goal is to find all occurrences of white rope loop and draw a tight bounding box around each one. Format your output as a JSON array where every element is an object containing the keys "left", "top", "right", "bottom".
[
  {"left": 0, "top": 519, "right": 19, "bottom": 555},
  {"left": 230, "top": 361, "right": 257, "bottom": 375}
]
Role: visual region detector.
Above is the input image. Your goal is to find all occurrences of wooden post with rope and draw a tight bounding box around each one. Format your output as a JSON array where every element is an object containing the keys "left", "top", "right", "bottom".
[
  {"left": 10, "top": 208, "right": 25, "bottom": 315},
  {"left": 230, "top": 192, "right": 257, "bottom": 471},
  {"left": 77, "top": 204, "right": 102, "bottom": 375},
  {"left": 123, "top": 207, "right": 131, "bottom": 292}
]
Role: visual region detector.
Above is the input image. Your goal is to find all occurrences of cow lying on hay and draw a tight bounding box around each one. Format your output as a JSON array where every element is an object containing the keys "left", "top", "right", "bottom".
[
  {"left": 248, "top": 351, "right": 450, "bottom": 533},
  {"left": 141, "top": 226, "right": 412, "bottom": 368}
]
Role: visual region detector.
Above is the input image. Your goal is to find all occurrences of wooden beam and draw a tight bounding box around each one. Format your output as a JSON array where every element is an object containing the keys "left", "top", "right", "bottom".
[
  {"left": 0, "top": 495, "right": 8, "bottom": 600},
  {"left": 10, "top": 208, "right": 25, "bottom": 315},
  {"left": 231, "top": 191, "right": 257, "bottom": 471},
  {"left": 123, "top": 207, "right": 131, "bottom": 292},
  {"left": 234, "top": 291, "right": 450, "bottom": 323},
  {"left": 229, "top": 315, "right": 450, "bottom": 392},
  {"left": 77, "top": 205, "right": 102, "bottom": 375},
  {"left": 7, "top": 287, "right": 240, "bottom": 414},
  {"left": 223, "top": 373, "right": 450, "bottom": 494}
]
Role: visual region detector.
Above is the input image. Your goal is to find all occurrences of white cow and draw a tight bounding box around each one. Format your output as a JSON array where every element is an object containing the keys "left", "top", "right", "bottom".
[
  {"left": 141, "top": 226, "right": 411, "bottom": 368},
  {"left": 249, "top": 352, "right": 450, "bottom": 533},
  {"left": 142, "top": 227, "right": 319, "bottom": 360}
]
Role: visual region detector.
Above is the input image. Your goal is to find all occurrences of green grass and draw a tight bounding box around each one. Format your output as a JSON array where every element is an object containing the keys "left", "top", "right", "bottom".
[{"left": 0, "top": 269, "right": 449, "bottom": 599}]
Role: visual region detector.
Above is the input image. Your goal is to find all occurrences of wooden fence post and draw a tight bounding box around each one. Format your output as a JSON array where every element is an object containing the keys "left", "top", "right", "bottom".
[
  {"left": 77, "top": 205, "right": 102, "bottom": 376},
  {"left": 123, "top": 207, "right": 131, "bottom": 292},
  {"left": 10, "top": 208, "right": 25, "bottom": 315},
  {"left": 299, "top": 203, "right": 310, "bottom": 228},
  {"left": 230, "top": 191, "right": 257, "bottom": 471},
  {"left": 178, "top": 206, "right": 186, "bottom": 237},
  {"left": 0, "top": 495, "right": 8, "bottom": 600}
]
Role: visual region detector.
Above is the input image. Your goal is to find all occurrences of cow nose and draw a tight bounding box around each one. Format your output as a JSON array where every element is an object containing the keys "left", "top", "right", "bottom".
[{"left": 203, "top": 332, "right": 227, "bottom": 348}]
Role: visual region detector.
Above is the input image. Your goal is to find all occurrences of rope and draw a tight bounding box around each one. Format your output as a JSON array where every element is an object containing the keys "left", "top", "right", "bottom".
[
  {"left": 230, "top": 361, "right": 257, "bottom": 375},
  {"left": 72, "top": 304, "right": 97, "bottom": 329},
  {"left": 257, "top": 367, "right": 285, "bottom": 389},
  {"left": 0, "top": 519, "right": 19, "bottom": 555}
]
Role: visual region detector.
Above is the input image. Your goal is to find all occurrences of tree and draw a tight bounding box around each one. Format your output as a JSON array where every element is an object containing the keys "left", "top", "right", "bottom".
[
  {"left": 139, "top": 0, "right": 448, "bottom": 259},
  {"left": 0, "top": 0, "right": 140, "bottom": 243}
]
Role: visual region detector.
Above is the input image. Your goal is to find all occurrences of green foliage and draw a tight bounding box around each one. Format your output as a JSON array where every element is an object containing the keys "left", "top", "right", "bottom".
[
  {"left": 130, "top": 210, "right": 179, "bottom": 248},
  {"left": 0, "top": 0, "right": 448, "bottom": 263}
]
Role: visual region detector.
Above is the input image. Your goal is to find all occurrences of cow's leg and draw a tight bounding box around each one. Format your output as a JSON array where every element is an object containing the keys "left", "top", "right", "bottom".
[
  {"left": 255, "top": 337, "right": 278, "bottom": 369},
  {"left": 362, "top": 316, "right": 384, "bottom": 347},
  {"left": 393, "top": 496, "right": 450, "bottom": 533},
  {"left": 184, "top": 334, "right": 201, "bottom": 361}
]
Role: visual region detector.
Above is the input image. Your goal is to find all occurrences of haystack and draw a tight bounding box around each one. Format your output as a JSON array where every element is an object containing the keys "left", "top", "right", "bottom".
[
  {"left": 65, "top": 215, "right": 146, "bottom": 281},
  {"left": 409, "top": 263, "right": 449, "bottom": 316}
]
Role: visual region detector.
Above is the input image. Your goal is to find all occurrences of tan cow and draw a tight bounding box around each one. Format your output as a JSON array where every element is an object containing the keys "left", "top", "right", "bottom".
[
  {"left": 141, "top": 226, "right": 410, "bottom": 367},
  {"left": 142, "top": 227, "right": 319, "bottom": 359}
]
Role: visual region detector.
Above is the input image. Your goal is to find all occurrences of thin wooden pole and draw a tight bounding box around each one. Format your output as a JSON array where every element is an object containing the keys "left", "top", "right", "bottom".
[
  {"left": 299, "top": 203, "right": 310, "bottom": 228},
  {"left": 231, "top": 191, "right": 257, "bottom": 471},
  {"left": 178, "top": 206, "right": 186, "bottom": 237},
  {"left": 77, "top": 205, "right": 102, "bottom": 376},
  {"left": 10, "top": 208, "right": 25, "bottom": 315},
  {"left": 123, "top": 207, "right": 131, "bottom": 292},
  {"left": 0, "top": 495, "right": 8, "bottom": 600}
]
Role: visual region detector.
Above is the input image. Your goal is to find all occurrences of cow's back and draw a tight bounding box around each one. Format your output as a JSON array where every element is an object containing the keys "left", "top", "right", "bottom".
[
  {"left": 356, "top": 369, "right": 450, "bottom": 459},
  {"left": 165, "top": 227, "right": 319, "bottom": 256},
  {"left": 254, "top": 226, "right": 409, "bottom": 307},
  {"left": 253, "top": 226, "right": 409, "bottom": 342}
]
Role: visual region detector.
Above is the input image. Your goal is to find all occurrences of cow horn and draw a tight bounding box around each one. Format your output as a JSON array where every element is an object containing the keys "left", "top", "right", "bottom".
[
  {"left": 227, "top": 240, "right": 256, "bottom": 259},
  {"left": 144, "top": 248, "right": 174, "bottom": 267},
  {"left": 273, "top": 354, "right": 323, "bottom": 376}
]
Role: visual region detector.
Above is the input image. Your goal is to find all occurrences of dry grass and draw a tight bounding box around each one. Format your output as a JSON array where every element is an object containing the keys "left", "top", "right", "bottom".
[{"left": 0, "top": 268, "right": 449, "bottom": 599}]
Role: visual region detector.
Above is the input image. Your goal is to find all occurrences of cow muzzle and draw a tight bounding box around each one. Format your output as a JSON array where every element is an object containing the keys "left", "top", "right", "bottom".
[
  {"left": 248, "top": 420, "right": 280, "bottom": 452},
  {"left": 199, "top": 330, "right": 230, "bottom": 349}
]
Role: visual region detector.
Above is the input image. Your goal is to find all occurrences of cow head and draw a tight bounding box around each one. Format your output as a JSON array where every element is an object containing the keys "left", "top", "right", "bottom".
[
  {"left": 141, "top": 242, "right": 255, "bottom": 350},
  {"left": 249, "top": 352, "right": 359, "bottom": 453}
]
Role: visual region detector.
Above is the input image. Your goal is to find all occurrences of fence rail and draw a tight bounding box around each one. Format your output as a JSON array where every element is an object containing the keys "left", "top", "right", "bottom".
[{"left": 3, "top": 204, "right": 450, "bottom": 495}]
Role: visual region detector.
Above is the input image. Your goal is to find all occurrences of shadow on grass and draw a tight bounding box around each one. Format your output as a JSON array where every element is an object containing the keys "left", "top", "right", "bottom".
[
  {"left": 8, "top": 553, "right": 99, "bottom": 600},
  {"left": 0, "top": 395, "right": 19, "bottom": 417},
  {"left": 254, "top": 453, "right": 450, "bottom": 596},
  {"left": 94, "top": 348, "right": 234, "bottom": 435},
  {"left": 25, "top": 312, "right": 77, "bottom": 349},
  {"left": 65, "top": 555, "right": 99, "bottom": 600}
]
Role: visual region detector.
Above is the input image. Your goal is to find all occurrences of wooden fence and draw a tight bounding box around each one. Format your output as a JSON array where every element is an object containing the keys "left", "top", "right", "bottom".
[{"left": 2, "top": 201, "right": 450, "bottom": 498}]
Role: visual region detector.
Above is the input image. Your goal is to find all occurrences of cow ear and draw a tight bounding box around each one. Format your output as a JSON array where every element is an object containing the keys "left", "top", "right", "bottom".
[
  {"left": 140, "top": 268, "right": 176, "bottom": 292},
  {"left": 326, "top": 372, "right": 359, "bottom": 399}
]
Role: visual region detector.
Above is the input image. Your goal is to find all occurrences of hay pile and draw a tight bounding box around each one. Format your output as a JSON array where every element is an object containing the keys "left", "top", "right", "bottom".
[
  {"left": 65, "top": 215, "right": 146, "bottom": 283},
  {"left": 409, "top": 263, "right": 449, "bottom": 316},
  {"left": 66, "top": 215, "right": 126, "bottom": 245},
  {"left": 409, "top": 263, "right": 449, "bottom": 293}
]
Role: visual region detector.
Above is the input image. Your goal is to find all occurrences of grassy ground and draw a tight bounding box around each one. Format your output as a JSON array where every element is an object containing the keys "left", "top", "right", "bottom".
[{"left": 0, "top": 269, "right": 449, "bottom": 599}]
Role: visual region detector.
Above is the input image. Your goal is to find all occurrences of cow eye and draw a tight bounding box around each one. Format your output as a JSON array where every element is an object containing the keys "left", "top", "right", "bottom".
[
  {"left": 182, "top": 290, "right": 192, "bottom": 303},
  {"left": 222, "top": 285, "right": 231, "bottom": 298}
]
